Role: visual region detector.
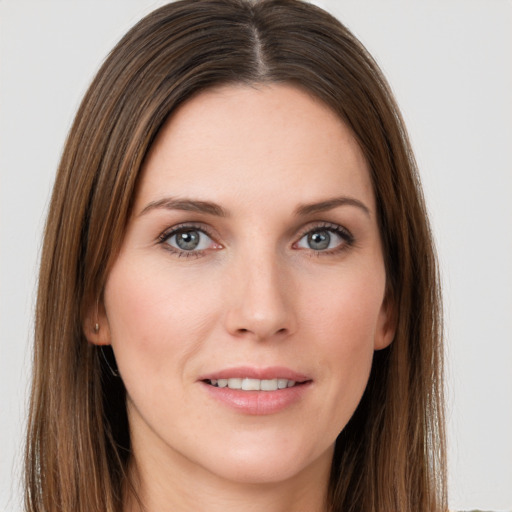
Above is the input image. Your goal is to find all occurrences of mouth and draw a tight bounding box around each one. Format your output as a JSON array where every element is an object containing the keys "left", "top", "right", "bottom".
[
  {"left": 200, "top": 368, "right": 311, "bottom": 414},
  {"left": 204, "top": 378, "right": 302, "bottom": 391}
]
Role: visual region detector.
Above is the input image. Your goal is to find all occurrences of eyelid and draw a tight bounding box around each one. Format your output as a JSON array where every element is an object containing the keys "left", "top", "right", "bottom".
[
  {"left": 295, "top": 221, "right": 353, "bottom": 240},
  {"left": 157, "top": 222, "right": 211, "bottom": 242}
]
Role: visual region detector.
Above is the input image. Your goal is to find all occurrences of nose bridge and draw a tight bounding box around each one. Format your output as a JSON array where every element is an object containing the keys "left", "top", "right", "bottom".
[{"left": 225, "top": 243, "right": 296, "bottom": 340}]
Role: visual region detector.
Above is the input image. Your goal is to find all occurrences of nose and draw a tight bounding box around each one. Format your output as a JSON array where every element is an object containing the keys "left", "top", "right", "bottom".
[{"left": 224, "top": 251, "right": 297, "bottom": 341}]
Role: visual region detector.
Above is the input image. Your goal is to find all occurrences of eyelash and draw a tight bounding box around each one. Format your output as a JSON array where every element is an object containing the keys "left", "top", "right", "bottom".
[
  {"left": 295, "top": 222, "right": 355, "bottom": 256},
  {"left": 157, "top": 223, "right": 218, "bottom": 258},
  {"left": 157, "top": 221, "right": 355, "bottom": 258}
]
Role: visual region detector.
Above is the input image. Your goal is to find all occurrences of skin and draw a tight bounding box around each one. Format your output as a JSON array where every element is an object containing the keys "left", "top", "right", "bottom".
[{"left": 88, "top": 84, "right": 395, "bottom": 512}]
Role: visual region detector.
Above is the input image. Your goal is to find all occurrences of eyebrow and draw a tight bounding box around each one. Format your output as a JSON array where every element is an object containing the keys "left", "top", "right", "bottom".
[
  {"left": 138, "top": 197, "right": 228, "bottom": 217},
  {"left": 138, "top": 195, "right": 370, "bottom": 218},
  {"left": 295, "top": 196, "right": 371, "bottom": 217}
]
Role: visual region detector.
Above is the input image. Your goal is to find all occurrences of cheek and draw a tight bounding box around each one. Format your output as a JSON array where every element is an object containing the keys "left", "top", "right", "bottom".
[
  {"left": 302, "top": 267, "right": 385, "bottom": 349},
  {"left": 300, "top": 269, "right": 385, "bottom": 408},
  {"left": 103, "top": 257, "right": 220, "bottom": 385}
]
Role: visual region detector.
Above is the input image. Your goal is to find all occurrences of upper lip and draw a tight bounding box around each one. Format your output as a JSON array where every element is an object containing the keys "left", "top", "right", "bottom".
[{"left": 198, "top": 366, "right": 310, "bottom": 382}]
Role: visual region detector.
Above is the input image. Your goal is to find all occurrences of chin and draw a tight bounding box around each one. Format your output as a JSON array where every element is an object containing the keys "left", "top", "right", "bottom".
[{"left": 191, "top": 435, "right": 335, "bottom": 486}]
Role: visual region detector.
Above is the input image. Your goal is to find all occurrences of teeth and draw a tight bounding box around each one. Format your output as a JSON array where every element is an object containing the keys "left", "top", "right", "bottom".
[
  {"left": 242, "top": 378, "right": 260, "bottom": 391},
  {"left": 261, "top": 379, "right": 277, "bottom": 391},
  {"left": 208, "top": 378, "right": 299, "bottom": 391},
  {"left": 227, "top": 378, "right": 243, "bottom": 389},
  {"left": 277, "top": 379, "right": 288, "bottom": 389}
]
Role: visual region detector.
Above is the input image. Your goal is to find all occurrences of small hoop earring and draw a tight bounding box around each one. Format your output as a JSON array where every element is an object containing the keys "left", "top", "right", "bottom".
[
  {"left": 100, "top": 346, "right": 119, "bottom": 378},
  {"left": 94, "top": 323, "right": 100, "bottom": 333}
]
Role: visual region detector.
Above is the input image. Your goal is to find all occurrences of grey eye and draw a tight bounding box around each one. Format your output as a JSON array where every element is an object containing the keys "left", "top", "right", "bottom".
[
  {"left": 307, "top": 231, "right": 330, "bottom": 250},
  {"left": 167, "top": 229, "right": 213, "bottom": 251},
  {"left": 296, "top": 227, "right": 346, "bottom": 251},
  {"left": 175, "top": 230, "right": 200, "bottom": 250}
]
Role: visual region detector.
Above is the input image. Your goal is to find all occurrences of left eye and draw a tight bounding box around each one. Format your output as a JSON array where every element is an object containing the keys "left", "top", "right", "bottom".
[
  {"left": 165, "top": 229, "right": 214, "bottom": 252},
  {"left": 296, "top": 228, "right": 347, "bottom": 251}
]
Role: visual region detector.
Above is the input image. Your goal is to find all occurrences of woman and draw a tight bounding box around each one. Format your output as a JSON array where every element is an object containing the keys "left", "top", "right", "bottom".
[{"left": 25, "top": 0, "right": 446, "bottom": 511}]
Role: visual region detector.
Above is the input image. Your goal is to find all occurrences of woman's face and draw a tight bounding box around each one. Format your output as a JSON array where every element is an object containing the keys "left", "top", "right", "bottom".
[{"left": 98, "top": 84, "right": 394, "bottom": 488}]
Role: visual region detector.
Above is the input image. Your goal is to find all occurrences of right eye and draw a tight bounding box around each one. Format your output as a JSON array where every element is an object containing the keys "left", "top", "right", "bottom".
[{"left": 160, "top": 226, "right": 221, "bottom": 256}]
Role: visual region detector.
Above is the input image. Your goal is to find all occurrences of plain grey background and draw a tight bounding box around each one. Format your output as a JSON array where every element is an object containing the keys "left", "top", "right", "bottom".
[{"left": 1, "top": 1, "right": 511, "bottom": 510}]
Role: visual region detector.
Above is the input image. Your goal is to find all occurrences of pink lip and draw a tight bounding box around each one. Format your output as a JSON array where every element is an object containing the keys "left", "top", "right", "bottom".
[
  {"left": 199, "top": 366, "right": 310, "bottom": 382},
  {"left": 198, "top": 366, "right": 312, "bottom": 415}
]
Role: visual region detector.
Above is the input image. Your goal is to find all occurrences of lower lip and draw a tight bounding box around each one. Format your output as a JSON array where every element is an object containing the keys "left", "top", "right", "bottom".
[{"left": 201, "top": 381, "right": 311, "bottom": 415}]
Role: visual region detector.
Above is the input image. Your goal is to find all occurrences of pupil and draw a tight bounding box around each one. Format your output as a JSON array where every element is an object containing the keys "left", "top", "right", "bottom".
[
  {"left": 308, "top": 231, "right": 330, "bottom": 250},
  {"left": 176, "top": 230, "right": 200, "bottom": 250}
]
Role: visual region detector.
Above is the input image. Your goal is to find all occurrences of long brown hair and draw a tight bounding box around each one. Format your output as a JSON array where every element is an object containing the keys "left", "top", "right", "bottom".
[{"left": 25, "top": 1, "right": 446, "bottom": 511}]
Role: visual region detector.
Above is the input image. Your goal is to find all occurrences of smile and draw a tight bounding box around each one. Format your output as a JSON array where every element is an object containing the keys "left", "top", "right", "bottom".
[{"left": 205, "top": 378, "right": 297, "bottom": 391}]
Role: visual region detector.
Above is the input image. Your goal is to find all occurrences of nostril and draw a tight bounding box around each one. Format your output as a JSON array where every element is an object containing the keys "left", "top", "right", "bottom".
[{"left": 235, "top": 326, "right": 288, "bottom": 338}]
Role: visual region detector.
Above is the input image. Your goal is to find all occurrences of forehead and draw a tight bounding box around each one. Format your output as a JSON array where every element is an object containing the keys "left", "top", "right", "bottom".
[{"left": 135, "top": 83, "right": 374, "bottom": 214}]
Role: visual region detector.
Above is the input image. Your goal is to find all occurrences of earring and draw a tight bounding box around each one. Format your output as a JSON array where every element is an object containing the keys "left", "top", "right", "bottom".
[
  {"left": 100, "top": 346, "right": 119, "bottom": 378},
  {"left": 94, "top": 297, "right": 101, "bottom": 334}
]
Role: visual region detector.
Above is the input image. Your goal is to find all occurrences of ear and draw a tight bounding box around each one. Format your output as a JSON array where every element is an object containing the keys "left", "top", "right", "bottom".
[
  {"left": 83, "top": 300, "right": 111, "bottom": 346},
  {"left": 374, "top": 294, "right": 396, "bottom": 351}
]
